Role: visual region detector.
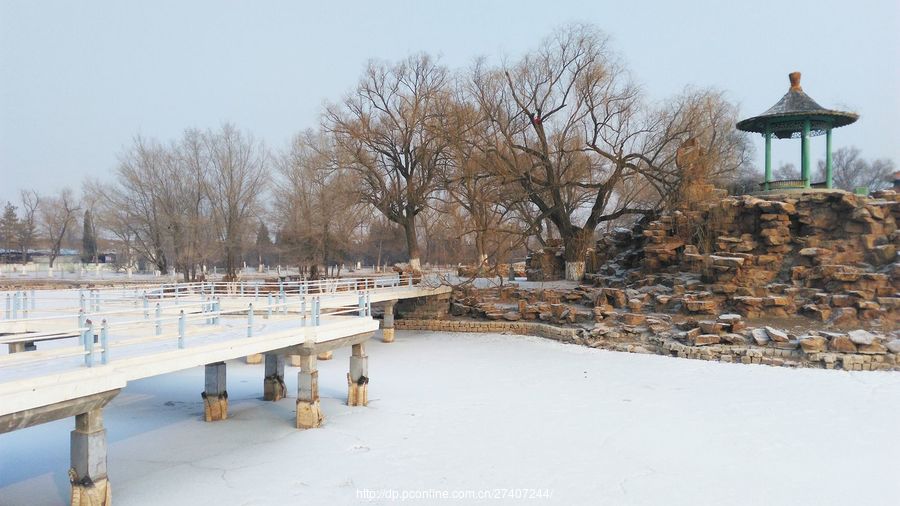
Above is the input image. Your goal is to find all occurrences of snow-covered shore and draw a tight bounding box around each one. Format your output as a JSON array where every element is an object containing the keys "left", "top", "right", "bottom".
[{"left": 2, "top": 329, "right": 899, "bottom": 505}]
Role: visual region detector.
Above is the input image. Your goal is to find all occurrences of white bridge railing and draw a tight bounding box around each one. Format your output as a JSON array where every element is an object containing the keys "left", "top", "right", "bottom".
[{"left": 0, "top": 275, "right": 429, "bottom": 370}]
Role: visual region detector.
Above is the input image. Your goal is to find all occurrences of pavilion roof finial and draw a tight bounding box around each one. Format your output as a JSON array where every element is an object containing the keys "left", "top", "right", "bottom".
[
  {"left": 789, "top": 71, "right": 802, "bottom": 91},
  {"left": 736, "top": 71, "right": 857, "bottom": 137}
]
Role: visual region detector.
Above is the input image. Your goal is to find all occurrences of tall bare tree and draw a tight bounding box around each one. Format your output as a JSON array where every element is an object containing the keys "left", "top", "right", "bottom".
[
  {"left": 441, "top": 95, "right": 529, "bottom": 268},
  {"left": 471, "top": 24, "right": 747, "bottom": 279},
  {"left": 274, "top": 130, "right": 362, "bottom": 275},
  {"left": 17, "top": 190, "right": 40, "bottom": 262},
  {"left": 325, "top": 53, "right": 451, "bottom": 272},
  {"left": 83, "top": 179, "right": 138, "bottom": 270},
  {"left": 112, "top": 137, "right": 171, "bottom": 272},
  {"left": 205, "top": 124, "right": 269, "bottom": 279},
  {"left": 40, "top": 188, "right": 79, "bottom": 268},
  {"left": 173, "top": 129, "right": 216, "bottom": 280}
]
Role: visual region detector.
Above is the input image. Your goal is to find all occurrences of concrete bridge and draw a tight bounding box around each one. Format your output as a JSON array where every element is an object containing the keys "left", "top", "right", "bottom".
[{"left": 0, "top": 276, "right": 450, "bottom": 505}]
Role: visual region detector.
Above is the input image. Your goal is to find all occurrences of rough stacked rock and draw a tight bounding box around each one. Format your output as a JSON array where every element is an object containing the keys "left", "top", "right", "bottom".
[{"left": 636, "top": 191, "right": 900, "bottom": 328}]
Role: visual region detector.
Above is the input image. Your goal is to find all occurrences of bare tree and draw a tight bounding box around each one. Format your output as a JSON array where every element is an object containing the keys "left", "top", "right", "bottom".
[
  {"left": 773, "top": 162, "right": 799, "bottom": 180},
  {"left": 274, "top": 130, "right": 363, "bottom": 275},
  {"left": 441, "top": 94, "right": 529, "bottom": 269},
  {"left": 471, "top": 24, "right": 747, "bottom": 279},
  {"left": 17, "top": 190, "right": 40, "bottom": 262},
  {"left": 173, "top": 129, "right": 216, "bottom": 280},
  {"left": 112, "top": 137, "right": 171, "bottom": 272},
  {"left": 816, "top": 146, "right": 895, "bottom": 192},
  {"left": 205, "top": 124, "right": 269, "bottom": 279},
  {"left": 325, "top": 53, "right": 451, "bottom": 272},
  {"left": 40, "top": 188, "right": 79, "bottom": 268}
]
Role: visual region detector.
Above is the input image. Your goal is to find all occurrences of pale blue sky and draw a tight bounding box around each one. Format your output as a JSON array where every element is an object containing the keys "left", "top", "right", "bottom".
[{"left": 1, "top": 0, "right": 898, "bottom": 204}]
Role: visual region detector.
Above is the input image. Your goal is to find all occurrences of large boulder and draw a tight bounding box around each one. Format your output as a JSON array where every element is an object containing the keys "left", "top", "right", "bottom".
[{"left": 847, "top": 329, "right": 876, "bottom": 345}]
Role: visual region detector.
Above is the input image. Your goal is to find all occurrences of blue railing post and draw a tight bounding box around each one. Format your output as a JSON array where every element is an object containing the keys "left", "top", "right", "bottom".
[
  {"left": 143, "top": 294, "right": 149, "bottom": 320},
  {"left": 300, "top": 296, "right": 307, "bottom": 327},
  {"left": 78, "top": 309, "right": 86, "bottom": 346},
  {"left": 4, "top": 293, "right": 10, "bottom": 319},
  {"left": 358, "top": 293, "right": 365, "bottom": 317},
  {"left": 254, "top": 284, "right": 259, "bottom": 301},
  {"left": 213, "top": 298, "right": 220, "bottom": 325},
  {"left": 178, "top": 310, "right": 186, "bottom": 349},
  {"left": 280, "top": 291, "right": 287, "bottom": 315},
  {"left": 79, "top": 289, "right": 85, "bottom": 312},
  {"left": 267, "top": 293, "right": 273, "bottom": 319},
  {"left": 247, "top": 303, "right": 254, "bottom": 338},
  {"left": 84, "top": 319, "right": 94, "bottom": 367},
  {"left": 100, "top": 319, "right": 109, "bottom": 365},
  {"left": 314, "top": 297, "right": 321, "bottom": 326},
  {"left": 155, "top": 303, "right": 162, "bottom": 335}
]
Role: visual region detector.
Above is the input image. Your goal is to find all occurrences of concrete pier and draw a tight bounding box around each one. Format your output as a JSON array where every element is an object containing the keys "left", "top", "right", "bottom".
[
  {"left": 70, "top": 408, "right": 112, "bottom": 506},
  {"left": 295, "top": 354, "right": 323, "bottom": 428},
  {"left": 263, "top": 354, "right": 286, "bottom": 401},
  {"left": 347, "top": 343, "right": 368, "bottom": 406},
  {"left": 382, "top": 300, "right": 396, "bottom": 343},
  {"left": 202, "top": 362, "right": 228, "bottom": 421}
]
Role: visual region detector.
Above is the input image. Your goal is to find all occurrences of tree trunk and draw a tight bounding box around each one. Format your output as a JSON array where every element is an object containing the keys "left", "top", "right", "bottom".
[
  {"left": 225, "top": 242, "right": 239, "bottom": 279},
  {"left": 562, "top": 229, "right": 591, "bottom": 281},
  {"left": 403, "top": 216, "right": 421, "bottom": 272},
  {"left": 474, "top": 229, "right": 488, "bottom": 268}
]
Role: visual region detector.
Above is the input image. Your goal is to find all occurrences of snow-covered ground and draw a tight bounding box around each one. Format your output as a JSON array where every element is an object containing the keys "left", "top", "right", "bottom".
[{"left": 2, "top": 329, "right": 899, "bottom": 505}]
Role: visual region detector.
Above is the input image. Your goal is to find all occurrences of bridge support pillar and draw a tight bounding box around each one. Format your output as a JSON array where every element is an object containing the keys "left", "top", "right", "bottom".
[
  {"left": 70, "top": 408, "right": 111, "bottom": 506},
  {"left": 347, "top": 343, "right": 368, "bottom": 406},
  {"left": 382, "top": 301, "right": 396, "bottom": 343},
  {"left": 8, "top": 342, "right": 25, "bottom": 354},
  {"left": 263, "top": 354, "right": 286, "bottom": 401},
  {"left": 296, "top": 355, "right": 323, "bottom": 428},
  {"left": 202, "top": 362, "right": 228, "bottom": 422}
]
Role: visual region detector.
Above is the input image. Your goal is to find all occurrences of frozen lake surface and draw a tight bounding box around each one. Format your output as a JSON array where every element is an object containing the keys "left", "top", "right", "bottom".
[{"left": 2, "top": 329, "right": 898, "bottom": 505}]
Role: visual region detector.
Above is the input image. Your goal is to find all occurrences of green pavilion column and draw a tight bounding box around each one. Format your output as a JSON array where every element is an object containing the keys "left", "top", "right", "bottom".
[
  {"left": 825, "top": 127, "right": 833, "bottom": 189},
  {"left": 764, "top": 129, "right": 772, "bottom": 191},
  {"left": 801, "top": 119, "right": 811, "bottom": 188}
]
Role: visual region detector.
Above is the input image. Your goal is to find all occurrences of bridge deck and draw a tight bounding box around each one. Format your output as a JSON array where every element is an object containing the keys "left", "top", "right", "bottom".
[{"left": 0, "top": 279, "right": 449, "bottom": 427}]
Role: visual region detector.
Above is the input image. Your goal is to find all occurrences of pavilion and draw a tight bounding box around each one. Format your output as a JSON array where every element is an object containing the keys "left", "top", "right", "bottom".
[{"left": 737, "top": 72, "right": 858, "bottom": 191}]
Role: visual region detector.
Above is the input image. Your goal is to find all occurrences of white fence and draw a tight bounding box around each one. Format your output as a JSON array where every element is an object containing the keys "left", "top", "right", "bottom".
[{"left": 0, "top": 277, "right": 414, "bottom": 370}]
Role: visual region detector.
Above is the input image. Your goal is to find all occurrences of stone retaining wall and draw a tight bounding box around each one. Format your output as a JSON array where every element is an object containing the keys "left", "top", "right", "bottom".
[
  {"left": 394, "top": 319, "right": 579, "bottom": 341},
  {"left": 394, "top": 319, "right": 899, "bottom": 372}
]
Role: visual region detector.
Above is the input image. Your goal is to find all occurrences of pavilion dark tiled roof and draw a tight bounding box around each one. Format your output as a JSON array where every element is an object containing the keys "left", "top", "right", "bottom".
[{"left": 736, "top": 72, "right": 858, "bottom": 138}]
